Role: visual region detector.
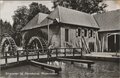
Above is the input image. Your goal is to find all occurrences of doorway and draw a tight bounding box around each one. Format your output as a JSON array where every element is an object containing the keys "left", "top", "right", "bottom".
[
  {"left": 108, "top": 34, "right": 120, "bottom": 52},
  {"left": 65, "top": 29, "right": 69, "bottom": 42},
  {"left": 89, "top": 42, "right": 94, "bottom": 52}
]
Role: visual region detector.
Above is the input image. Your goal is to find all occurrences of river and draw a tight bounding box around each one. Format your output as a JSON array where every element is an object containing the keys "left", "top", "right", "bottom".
[{"left": 1, "top": 61, "right": 119, "bottom": 78}]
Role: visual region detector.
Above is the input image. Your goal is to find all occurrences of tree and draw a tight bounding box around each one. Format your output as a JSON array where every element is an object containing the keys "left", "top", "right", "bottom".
[
  {"left": 0, "top": 19, "right": 4, "bottom": 42},
  {"left": 13, "top": 6, "right": 29, "bottom": 31},
  {"left": 52, "top": 0, "right": 107, "bottom": 14},
  {"left": 12, "top": 2, "right": 51, "bottom": 32},
  {"left": 0, "top": 19, "right": 14, "bottom": 37},
  {"left": 28, "top": 2, "right": 50, "bottom": 21},
  {"left": 27, "top": 2, "right": 40, "bottom": 21}
]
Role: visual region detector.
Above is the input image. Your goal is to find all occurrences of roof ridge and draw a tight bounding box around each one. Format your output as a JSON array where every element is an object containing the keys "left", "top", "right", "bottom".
[
  {"left": 21, "top": 12, "right": 48, "bottom": 31},
  {"left": 37, "top": 13, "right": 48, "bottom": 24},
  {"left": 57, "top": 6, "right": 91, "bottom": 16}
]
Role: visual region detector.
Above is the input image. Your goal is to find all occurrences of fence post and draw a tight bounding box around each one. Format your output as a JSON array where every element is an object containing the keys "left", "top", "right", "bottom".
[
  {"left": 56, "top": 48, "right": 58, "bottom": 57},
  {"left": 26, "top": 49, "right": 28, "bottom": 61},
  {"left": 37, "top": 50, "right": 39, "bottom": 59},
  {"left": 64, "top": 48, "right": 66, "bottom": 56},
  {"left": 73, "top": 48, "right": 75, "bottom": 56},
  {"left": 42, "top": 49, "right": 44, "bottom": 54},
  {"left": 47, "top": 49, "right": 51, "bottom": 59},
  {"left": 5, "top": 52, "right": 7, "bottom": 65},
  {"left": 47, "top": 49, "right": 49, "bottom": 58},
  {"left": 17, "top": 50, "right": 19, "bottom": 63},
  {"left": 81, "top": 48, "right": 83, "bottom": 57}
]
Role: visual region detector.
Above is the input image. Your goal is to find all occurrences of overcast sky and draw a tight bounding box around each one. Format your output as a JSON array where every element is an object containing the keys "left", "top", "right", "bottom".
[{"left": 0, "top": 0, "right": 120, "bottom": 25}]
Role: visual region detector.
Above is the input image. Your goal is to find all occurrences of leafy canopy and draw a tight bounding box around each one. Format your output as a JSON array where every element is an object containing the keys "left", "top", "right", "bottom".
[
  {"left": 12, "top": 2, "right": 50, "bottom": 31},
  {"left": 52, "top": 0, "right": 107, "bottom": 14},
  {"left": 0, "top": 19, "right": 14, "bottom": 36}
]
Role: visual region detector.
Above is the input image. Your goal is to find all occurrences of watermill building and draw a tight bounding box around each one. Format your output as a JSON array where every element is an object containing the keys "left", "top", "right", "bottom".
[{"left": 21, "top": 6, "right": 100, "bottom": 52}]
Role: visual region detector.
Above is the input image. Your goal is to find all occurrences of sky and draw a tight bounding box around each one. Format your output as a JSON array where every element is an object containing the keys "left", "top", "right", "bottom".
[
  {"left": 0, "top": 0, "right": 120, "bottom": 25},
  {"left": 0, "top": 0, "right": 53, "bottom": 25}
]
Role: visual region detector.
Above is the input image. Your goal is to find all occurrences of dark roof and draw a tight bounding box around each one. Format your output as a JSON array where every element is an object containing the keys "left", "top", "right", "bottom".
[
  {"left": 22, "top": 6, "right": 99, "bottom": 31},
  {"left": 21, "top": 13, "right": 48, "bottom": 31},
  {"left": 94, "top": 9, "right": 120, "bottom": 32},
  {"left": 40, "top": 6, "right": 99, "bottom": 29}
]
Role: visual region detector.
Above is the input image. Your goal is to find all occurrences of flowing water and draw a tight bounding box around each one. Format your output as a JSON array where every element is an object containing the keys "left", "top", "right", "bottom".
[{"left": 1, "top": 61, "right": 119, "bottom": 78}]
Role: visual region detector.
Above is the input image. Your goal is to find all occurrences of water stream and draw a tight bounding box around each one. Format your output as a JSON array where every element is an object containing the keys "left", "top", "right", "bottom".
[{"left": 1, "top": 61, "right": 119, "bottom": 78}]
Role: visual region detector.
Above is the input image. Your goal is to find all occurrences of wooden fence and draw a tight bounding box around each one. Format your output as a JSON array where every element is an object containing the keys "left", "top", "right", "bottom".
[{"left": 4, "top": 48, "right": 82, "bottom": 65}]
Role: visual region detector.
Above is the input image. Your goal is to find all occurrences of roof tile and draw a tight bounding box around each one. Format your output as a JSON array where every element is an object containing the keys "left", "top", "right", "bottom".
[{"left": 94, "top": 9, "right": 120, "bottom": 32}]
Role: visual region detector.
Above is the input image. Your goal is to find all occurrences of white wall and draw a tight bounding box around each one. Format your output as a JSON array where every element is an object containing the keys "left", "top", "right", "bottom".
[{"left": 60, "top": 25, "right": 98, "bottom": 52}]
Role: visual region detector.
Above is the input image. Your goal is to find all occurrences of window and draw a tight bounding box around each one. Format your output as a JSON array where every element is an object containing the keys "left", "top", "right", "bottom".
[
  {"left": 65, "top": 29, "right": 69, "bottom": 42},
  {"left": 90, "top": 30, "right": 93, "bottom": 37},
  {"left": 84, "top": 29, "right": 87, "bottom": 37},
  {"left": 78, "top": 29, "right": 81, "bottom": 36}
]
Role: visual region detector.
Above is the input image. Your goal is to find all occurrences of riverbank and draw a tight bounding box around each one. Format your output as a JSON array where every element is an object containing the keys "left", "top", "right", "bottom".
[{"left": 82, "top": 52, "right": 120, "bottom": 62}]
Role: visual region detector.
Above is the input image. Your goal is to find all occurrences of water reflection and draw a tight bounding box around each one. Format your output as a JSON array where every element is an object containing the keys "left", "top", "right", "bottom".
[{"left": 1, "top": 61, "right": 119, "bottom": 78}]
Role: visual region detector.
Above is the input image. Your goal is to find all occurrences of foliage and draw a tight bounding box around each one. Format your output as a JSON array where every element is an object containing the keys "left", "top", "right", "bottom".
[
  {"left": 0, "top": 19, "right": 14, "bottom": 43},
  {"left": 13, "top": 6, "right": 29, "bottom": 32},
  {"left": 0, "top": 19, "right": 14, "bottom": 36},
  {"left": 52, "top": 0, "right": 107, "bottom": 14},
  {"left": 12, "top": 2, "right": 50, "bottom": 32},
  {"left": 28, "top": 2, "right": 50, "bottom": 21}
]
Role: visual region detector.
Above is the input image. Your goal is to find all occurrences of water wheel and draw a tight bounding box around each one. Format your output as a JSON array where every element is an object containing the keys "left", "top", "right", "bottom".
[{"left": 1, "top": 36, "right": 17, "bottom": 57}]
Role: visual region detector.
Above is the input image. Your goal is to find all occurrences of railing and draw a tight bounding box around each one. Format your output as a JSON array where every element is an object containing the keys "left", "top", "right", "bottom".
[
  {"left": 3, "top": 48, "right": 82, "bottom": 65},
  {"left": 49, "top": 48, "right": 82, "bottom": 57},
  {"left": 81, "top": 36, "right": 90, "bottom": 53}
]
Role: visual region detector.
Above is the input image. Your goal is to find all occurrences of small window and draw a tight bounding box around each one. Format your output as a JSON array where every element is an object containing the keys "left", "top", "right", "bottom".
[
  {"left": 65, "top": 29, "right": 69, "bottom": 42},
  {"left": 84, "top": 29, "right": 87, "bottom": 37},
  {"left": 90, "top": 30, "right": 93, "bottom": 37},
  {"left": 78, "top": 29, "right": 81, "bottom": 36}
]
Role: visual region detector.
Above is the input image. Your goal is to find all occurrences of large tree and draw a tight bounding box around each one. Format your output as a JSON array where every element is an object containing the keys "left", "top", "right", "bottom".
[
  {"left": 0, "top": 19, "right": 14, "bottom": 37},
  {"left": 52, "top": 0, "right": 107, "bottom": 14},
  {"left": 13, "top": 6, "right": 29, "bottom": 32},
  {"left": 28, "top": 2, "right": 50, "bottom": 21},
  {"left": 12, "top": 2, "right": 50, "bottom": 32}
]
